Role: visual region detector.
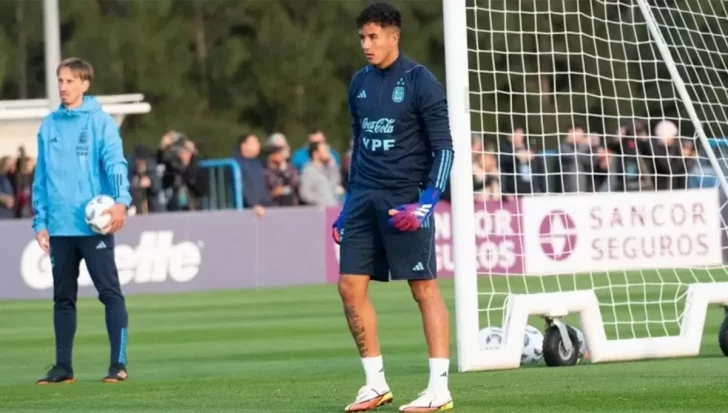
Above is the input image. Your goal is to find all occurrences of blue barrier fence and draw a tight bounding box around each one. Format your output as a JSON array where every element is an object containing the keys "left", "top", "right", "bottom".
[{"left": 199, "top": 159, "right": 243, "bottom": 210}]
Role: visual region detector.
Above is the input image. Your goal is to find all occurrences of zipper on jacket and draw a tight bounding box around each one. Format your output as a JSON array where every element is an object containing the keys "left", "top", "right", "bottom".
[{"left": 378, "top": 76, "right": 385, "bottom": 108}]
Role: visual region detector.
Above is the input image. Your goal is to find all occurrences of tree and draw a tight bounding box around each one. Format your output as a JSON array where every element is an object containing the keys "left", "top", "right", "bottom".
[{"left": 0, "top": 0, "right": 446, "bottom": 158}]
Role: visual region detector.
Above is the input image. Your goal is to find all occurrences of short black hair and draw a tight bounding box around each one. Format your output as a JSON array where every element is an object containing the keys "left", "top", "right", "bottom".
[
  {"left": 308, "top": 141, "right": 323, "bottom": 159},
  {"left": 237, "top": 133, "right": 257, "bottom": 146},
  {"left": 356, "top": 2, "right": 402, "bottom": 30}
]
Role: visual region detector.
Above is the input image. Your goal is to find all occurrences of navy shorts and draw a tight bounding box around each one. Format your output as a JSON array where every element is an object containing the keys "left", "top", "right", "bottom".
[{"left": 339, "top": 186, "right": 436, "bottom": 282}]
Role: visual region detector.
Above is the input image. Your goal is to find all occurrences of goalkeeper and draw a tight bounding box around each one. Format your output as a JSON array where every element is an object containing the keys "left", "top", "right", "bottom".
[
  {"left": 332, "top": 3, "right": 454, "bottom": 412},
  {"left": 32, "top": 57, "right": 131, "bottom": 385}
]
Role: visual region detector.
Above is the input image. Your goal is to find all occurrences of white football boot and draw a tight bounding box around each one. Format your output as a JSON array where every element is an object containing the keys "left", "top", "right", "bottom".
[
  {"left": 344, "top": 385, "right": 394, "bottom": 412},
  {"left": 399, "top": 388, "right": 453, "bottom": 412}
]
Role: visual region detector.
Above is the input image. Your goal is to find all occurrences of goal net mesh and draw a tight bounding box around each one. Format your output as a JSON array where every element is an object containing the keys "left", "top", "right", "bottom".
[{"left": 468, "top": 0, "right": 728, "bottom": 341}]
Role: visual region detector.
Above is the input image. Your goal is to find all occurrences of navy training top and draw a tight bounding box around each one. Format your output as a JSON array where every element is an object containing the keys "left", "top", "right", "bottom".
[{"left": 347, "top": 53, "right": 454, "bottom": 193}]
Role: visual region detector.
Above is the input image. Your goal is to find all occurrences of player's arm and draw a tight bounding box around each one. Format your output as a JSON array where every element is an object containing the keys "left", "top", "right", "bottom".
[
  {"left": 31, "top": 128, "right": 49, "bottom": 234},
  {"left": 332, "top": 74, "right": 364, "bottom": 241},
  {"left": 100, "top": 115, "right": 132, "bottom": 209},
  {"left": 388, "top": 68, "right": 453, "bottom": 232},
  {"left": 346, "top": 75, "right": 363, "bottom": 189},
  {"left": 417, "top": 67, "right": 454, "bottom": 200}
]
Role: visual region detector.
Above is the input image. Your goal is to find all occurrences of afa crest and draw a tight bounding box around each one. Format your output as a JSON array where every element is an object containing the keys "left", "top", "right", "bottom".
[{"left": 392, "top": 78, "right": 405, "bottom": 103}]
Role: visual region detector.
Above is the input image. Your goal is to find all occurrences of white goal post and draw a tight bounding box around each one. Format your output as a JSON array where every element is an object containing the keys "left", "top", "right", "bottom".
[{"left": 443, "top": 0, "right": 728, "bottom": 372}]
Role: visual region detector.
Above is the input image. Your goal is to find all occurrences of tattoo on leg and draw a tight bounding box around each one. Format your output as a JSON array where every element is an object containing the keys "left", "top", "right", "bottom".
[{"left": 344, "top": 305, "right": 367, "bottom": 356}]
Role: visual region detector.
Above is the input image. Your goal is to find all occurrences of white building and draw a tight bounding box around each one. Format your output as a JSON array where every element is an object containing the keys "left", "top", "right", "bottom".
[{"left": 0, "top": 94, "right": 151, "bottom": 157}]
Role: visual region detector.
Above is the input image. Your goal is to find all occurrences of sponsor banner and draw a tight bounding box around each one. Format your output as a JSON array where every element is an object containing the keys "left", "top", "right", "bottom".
[
  {"left": 522, "top": 188, "right": 723, "bottom": 274},
  {"left": 324, "top": 199, "right": 525, "bottom": 281},
  {"left": 433, "top": 200, "right": 524, "bottom": 276},
  {"left": 0, "top": 208, "right": 327, "bottom": 301}
]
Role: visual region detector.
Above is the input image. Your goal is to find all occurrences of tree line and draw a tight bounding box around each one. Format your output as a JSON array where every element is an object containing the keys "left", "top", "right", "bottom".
[{"left": 0, "top": 0, "right": 726, "bottom": 157}]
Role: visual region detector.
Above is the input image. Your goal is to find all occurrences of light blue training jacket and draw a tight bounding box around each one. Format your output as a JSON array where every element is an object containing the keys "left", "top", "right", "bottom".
[{"left": 32, "top": 96, "right": 132, "bottom": 236}]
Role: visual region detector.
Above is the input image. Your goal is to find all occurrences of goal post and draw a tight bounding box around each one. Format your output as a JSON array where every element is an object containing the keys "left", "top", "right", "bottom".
[
  {"left": 443, "top": 0, "right": 728, "bottom": 372},
  {"left": 442, "top": 0, "right": 480, "bottom": 373}
]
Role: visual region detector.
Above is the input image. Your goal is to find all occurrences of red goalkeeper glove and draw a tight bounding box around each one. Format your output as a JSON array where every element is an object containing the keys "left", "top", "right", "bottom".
[{"left": 387, "top": 188, "right": 440, "bottom": 232}]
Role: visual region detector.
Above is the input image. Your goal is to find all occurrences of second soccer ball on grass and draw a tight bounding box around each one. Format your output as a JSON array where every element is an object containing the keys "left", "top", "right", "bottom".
[{"left": 478, "top": 325, "right": 589, "bottom": 366}]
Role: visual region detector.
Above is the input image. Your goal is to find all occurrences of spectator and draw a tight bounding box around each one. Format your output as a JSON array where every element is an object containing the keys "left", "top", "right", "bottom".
[
  {"left": 647, "top": 120, "right": 686, "bottom": 190},
  {"left": 681, "top": 139, "right": 705, "bottom": 188},
  {"left": 161, "top": 139, "right": 208, "bottom": 212},
  {"left": 233, "top": 133, "right": 270, "bottom": 218},
  {"left": 499, "top": 127, "right": 535, "bottom": 196},
  {"left": 264, "top": 145, "right": 300, "bottom": 207},
  {"left": 300, "top": 141, "right": 341, "bottom": 207},
  {"left": 11, "top": 149, "right": 34, "bottom": 218},
  {"left": 591, "top": 146, "right": 614, "bottom": 192},
  {"left": 605, "top": 119, "right": 654, "bottom": 192},
  {"left": 156, "top": 130, "right": 186, "bottom": 166},
  {"left": 0, "top": 156, "right": 16, "bottom": 219},
  {"left": 291, "top": 129, "right": 341, "bottom": 171},
  {"left": 473, "top": 145, "right": 501, "bottom": 201},
  {"left": 471, "top": 133, "right": 484, "bottom": 156},
  {"left": 559, "top": 126, "right": 593, "bottom": 193},
  {"left": 129, "top": 145, "right": 162, "bottom": 214},
  {"left": 266, "top": 132, "right": 291, "bottom": 160}
]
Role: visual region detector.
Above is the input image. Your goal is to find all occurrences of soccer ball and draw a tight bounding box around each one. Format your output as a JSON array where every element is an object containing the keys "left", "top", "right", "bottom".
[
  {"left": 85, "top": 195, "right": 115, "bottom": 234},
  {"left": 478, "top": 325, "right": 544, "bottom": 365},
  {"left": 479, "top": 326, "right": 504, "bottom": 350},
  {"left": 521, "top": 325, "right": 544, "bottom": 365}
]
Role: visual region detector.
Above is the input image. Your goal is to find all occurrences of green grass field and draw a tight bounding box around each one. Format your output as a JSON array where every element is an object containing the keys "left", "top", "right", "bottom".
[{"left": 1, "top": 277, "right": 727, "bottom": 412}]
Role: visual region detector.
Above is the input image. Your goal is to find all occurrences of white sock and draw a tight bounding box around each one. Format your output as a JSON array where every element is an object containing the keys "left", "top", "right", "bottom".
[
  {"left": 427, "top": 358, "right": 450, "bottom": 392},
  {"left": 362, "top": 356, "right": 387, "bottom": 388}
]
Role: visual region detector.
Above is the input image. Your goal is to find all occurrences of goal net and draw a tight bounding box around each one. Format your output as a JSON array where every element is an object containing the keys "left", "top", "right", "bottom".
[{"left": 443, "top": 0, "right": 728, "bottom": 371}]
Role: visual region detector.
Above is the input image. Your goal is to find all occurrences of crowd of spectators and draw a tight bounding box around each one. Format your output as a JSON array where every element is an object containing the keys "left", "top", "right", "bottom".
[
  {"left": 468, "top": 118, "right": 717, "bottom": 203},
  {"left": 231, "top": 129, "right": 347, "bottom": 218},
  {"left": 0, "top": 128, "right": 349, "bottom": 220},
  {"left": 0, "top": 118, "right": 720, "bottom": 221}
]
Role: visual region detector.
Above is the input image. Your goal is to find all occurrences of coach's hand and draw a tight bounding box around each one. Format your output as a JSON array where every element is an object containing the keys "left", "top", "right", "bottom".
[
  {"left": 35, "top": 230, "right": 50, "bottom": 254},
  {"left": 103, "top": 203, "right": 128, "bottom": 234}
]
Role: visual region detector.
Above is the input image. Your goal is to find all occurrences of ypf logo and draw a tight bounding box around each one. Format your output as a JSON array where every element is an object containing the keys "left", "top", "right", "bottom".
[{"left": 538, "top": 210, "right": 578, "bottom": 261}]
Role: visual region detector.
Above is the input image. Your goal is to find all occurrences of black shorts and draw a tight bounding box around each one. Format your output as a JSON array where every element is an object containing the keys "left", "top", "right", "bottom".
[{"left": 338, "top": 186, "right": 436, "bottom": 282}]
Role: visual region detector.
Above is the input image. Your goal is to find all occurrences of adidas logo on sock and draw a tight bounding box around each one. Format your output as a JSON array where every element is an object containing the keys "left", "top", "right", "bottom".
[
  {"left": 412, "top": 262, "right": 425, "bottom": 271},
  {"left": 357, "top": 90, "right": 367, "bottom": 99}
]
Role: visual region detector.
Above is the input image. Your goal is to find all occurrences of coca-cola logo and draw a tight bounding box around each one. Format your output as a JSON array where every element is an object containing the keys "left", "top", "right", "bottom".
[{"left": 361, "top": 117, "right": 395, "bottom": 134}]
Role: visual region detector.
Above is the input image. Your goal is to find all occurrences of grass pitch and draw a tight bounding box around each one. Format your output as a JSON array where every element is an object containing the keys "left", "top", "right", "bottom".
[{"left": 0, "top": 278, "right": 727, "bottom": 412}]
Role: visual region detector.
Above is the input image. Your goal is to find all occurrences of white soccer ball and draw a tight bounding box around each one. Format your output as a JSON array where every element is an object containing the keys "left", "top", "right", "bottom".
[
  {"left": 85, "top": 195, "right": 115, "bottom": 234},
  {"left": 521, "top": 325, "right": 544, "bottom": 365},
  {"left": 479, "top": 326, "right": 504, "bottom": 350}
]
